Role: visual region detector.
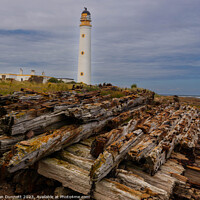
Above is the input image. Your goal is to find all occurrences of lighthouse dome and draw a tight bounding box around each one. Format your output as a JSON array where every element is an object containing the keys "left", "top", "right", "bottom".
[{"left": 82, "top": 7, "right": 91, "bottom": 15}]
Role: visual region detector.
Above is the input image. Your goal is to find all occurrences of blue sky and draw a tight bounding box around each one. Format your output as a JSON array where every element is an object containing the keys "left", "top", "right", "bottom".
[{"left": 0, "top": 0, "right": 200, "bottom": 95}]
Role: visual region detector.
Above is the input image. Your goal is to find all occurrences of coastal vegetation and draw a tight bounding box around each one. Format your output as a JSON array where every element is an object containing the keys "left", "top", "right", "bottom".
[
  {"left": 131, "top": 83, "right": 137, "bottom": 88},
  {"left": 0, "top": 80, "right": 73, "bottom": 95},
  {"left": 47, "top": 77, "right": 63, "bottom": 83},
  {"left": 0, "top": 80, "right": 141, "bottom": 99}
]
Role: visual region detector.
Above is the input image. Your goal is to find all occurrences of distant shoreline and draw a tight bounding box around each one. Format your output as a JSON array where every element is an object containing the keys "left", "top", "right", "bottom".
[{"left": 159, "top": 94, "right": 200, "bottom": 99}]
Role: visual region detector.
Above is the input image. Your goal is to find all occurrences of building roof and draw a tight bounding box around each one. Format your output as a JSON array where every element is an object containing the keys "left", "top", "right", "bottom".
[
  {"left": 57, "top": 78, "right": 74, "bottom": 80},
  {"left": 0, "top": 73, "right": 51, "bottom": 78},
  {"left": 82, "top": 7, "right": 91, "bottom": 15}
]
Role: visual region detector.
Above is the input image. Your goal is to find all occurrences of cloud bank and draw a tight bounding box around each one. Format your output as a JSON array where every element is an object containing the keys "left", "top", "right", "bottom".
[{"left": 0, "top": 0, "right": 200, "bottom": 94}]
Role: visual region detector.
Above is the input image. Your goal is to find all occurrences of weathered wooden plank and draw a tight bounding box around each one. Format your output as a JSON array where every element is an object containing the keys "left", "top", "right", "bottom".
[
  {"left": 64, "top": 143, "right": 93, "bottom": 159},
  {"left": 45, "top": 136, "right": 165, "bottom": 199},
  {"left": 58, "top": 150, "right": 94, "bottom": 171},
  {"left": 80, "top": 136, "right": 96, "bottom": 147},
  {"left": 0, "top": 106, "right": 7, "bottom": 118},
  {"left": 159, "top": 159, "right": 185, "bottom": 176},
  {"left": 38, "top": 158, "right": 149, "bottom": 200},
  {"left": 149, "top": 110, "right": 198, "bottom": 171},
  {"left": 91, "top": 128, "right": 124, "bottom": 158},
  {"left": 137, "top": 106, "right": 175, "bottom": 134},
  {"left": 104, "top": 105, "right": 146, "bottom": 129},
  {"left": 144, "top": 115, "right": 189, "bottom": 174},
  {"left": 90, "top": 129, "right": 144, "bottom": 182},
  {"left": 159, "top": 158, "right": 188, "bottom": 185},
  {"left": 94, "top": 179, "right": 148, "bottom": 200},
  {"left": 58, "top": 142, "right": 95, "bottom": 170},
  {"left": 116, "top": 169, "right": 168, "bottom": 200},
  {"left": 67, "top": 95, "right": 146, "bottom": 123},
  {"left": 2, "top": 94, "right": 150, "bottom": 136},
  {"left": 125, "top": 163, "right": 176, "bottom": 195},
  {"left": 91, "top": 118, "right": 141, "bottom": 158},
  {"left": 5, "top": 108, "right": 49, "bottom": 125},
  {"left": 128, "top": 136, "right": 157, "bottom": 163},
  {"left": 10, "top": 111, "right": 70, "bottom": 136},
  {"left": 2, "top": 116, "right": 114, "bottom": 173},
  {"left": 173, "top": 182, "right": 200, "bottom": 200},
  {"left": 0, "top": 135, "right": 25, "bottom": 154},
  {"left": 128, "top": 107, "right": 188, "bottom": 163},
  {"left": 185, "top": 165, "right": 200, "bottom": 187},
  {"left": 38, "top": 158, "right": 91, "bottom": 195},
  {"left": 0, "top": 95, "right": 18, "bottom": 106},
  {"left": 56, "top": 137, "right": 96, "bottom": 171},
  {"left": 170, "top": 151, "right": 189, "bottom": 162},
  {"left": 90, "top": 106, "right": 150, "bottom": 158},
  {"left": 179, "top": 118, "right": 200, "bottom": 150},
  {"left": 129, "top": 108, "right": 198, "bottom": 175}
]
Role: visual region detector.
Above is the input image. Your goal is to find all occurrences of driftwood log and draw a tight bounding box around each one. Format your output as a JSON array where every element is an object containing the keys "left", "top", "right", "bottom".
[
  {"left": 90, "top": 106, "right": 150, "bottom": 158},
  {"left": 128, "top": 106, "right": 199, "bottom": 175},
  {"left": 90, "top": 129, "right": 144, "bottom": 182},
  {"left": 1, "top": 94, "right": 148, "bottom": 136},
  {"left": 1, "top": 118, "right": 110, "bottom": 173},
  {"left": 0, "top": 91, "right": 152, "bottom": 154},
  {"left": 0, "top": 92, "right": 153, "bottom": 172},
  {"left": 90, "top": 104, "right": 177, "bottom": 158}
]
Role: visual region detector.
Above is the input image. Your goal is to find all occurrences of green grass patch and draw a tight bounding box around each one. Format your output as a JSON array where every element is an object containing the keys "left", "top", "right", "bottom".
[
  {"left": 0, "top": 80, "right": 72, "bottom": 95},
  {"left": 100, "top": 90, "right": 125, "bottom": 98},
  {"left": 83, "top": 85, "right": 100, "bottom": 92}
]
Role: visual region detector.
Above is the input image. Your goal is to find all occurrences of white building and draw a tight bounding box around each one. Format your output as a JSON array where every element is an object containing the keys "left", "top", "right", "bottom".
[
  {"left": 57, "top": 78, "right": 74, "bottom": 83},
  {"left": 77, "top": 7, "right": 92, "bottom": 85},
  {"left": 0, "top": 68, "right": 50, "bottom": 83}
]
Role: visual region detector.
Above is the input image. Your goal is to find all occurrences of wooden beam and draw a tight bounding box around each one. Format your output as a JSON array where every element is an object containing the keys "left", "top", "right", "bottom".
[
  {"left": 90, "top": 129, "right": 144, "bottom": 182},
  {"left": 116, "top": 169, "right": 169, "bottom": 200},
  {"left": 1, "top": 116, "right": 118, "bottom": 173},
  {"left": 38, "top": 158, "right": 91, "bottom": 195}
]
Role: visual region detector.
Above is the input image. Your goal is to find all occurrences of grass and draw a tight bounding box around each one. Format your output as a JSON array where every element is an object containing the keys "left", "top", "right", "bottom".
[
  {"left": 100, "top": 90, "right": 126, "bottom": 98},
  {"left": 0, "top": 80, "right": 152, "bottom": 101},
  {"left": 0, "top": 80, "right": 72, "bottom": 95},
  {"left": 0, "top": 80, "right": 132, "bottom": 99},
  {"left": 83, "top": 85, "right": 100, "bottom": 92},
  {"left": 154, "top": 93, "right": 161, "bottom": 97}
]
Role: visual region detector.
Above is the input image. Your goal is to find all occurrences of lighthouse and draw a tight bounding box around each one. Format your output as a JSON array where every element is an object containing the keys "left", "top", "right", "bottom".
[{"left": 77, "top": 7, "right": 92, "bottom": 85}]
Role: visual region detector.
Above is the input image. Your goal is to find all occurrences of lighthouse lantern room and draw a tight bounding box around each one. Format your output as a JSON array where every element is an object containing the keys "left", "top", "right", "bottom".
[{"left": 77, "top": 7, "right": 92, "bottom": 85}]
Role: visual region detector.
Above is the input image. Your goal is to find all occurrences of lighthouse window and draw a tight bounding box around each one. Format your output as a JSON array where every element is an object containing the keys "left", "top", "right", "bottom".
[
  {"left": 82, "top": 34, "right": 85, "bottom": 38},
  {"left": 80, "top": 72, "right": 84, "bottom": 76},
  {"left": 81, "top": 51, "right": 84, "bottom": 55}
]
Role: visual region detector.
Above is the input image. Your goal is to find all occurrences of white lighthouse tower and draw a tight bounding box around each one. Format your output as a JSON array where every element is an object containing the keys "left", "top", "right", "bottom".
[{"left": 77, "top": 7, "right": 92, "bottom": 85}]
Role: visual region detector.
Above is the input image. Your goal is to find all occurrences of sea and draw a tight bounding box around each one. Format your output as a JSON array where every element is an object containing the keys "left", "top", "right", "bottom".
[
  {"left": 179, "top": 95, "right": 200, "bottom": 99},
  {"left": 160, "top": 94, "right": 200, "bottom": 99}
]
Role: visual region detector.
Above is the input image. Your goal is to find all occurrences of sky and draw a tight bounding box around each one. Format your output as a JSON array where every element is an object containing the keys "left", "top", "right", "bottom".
[{"left": 0, "top": 0, "right": 200, "bottom": 95}]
